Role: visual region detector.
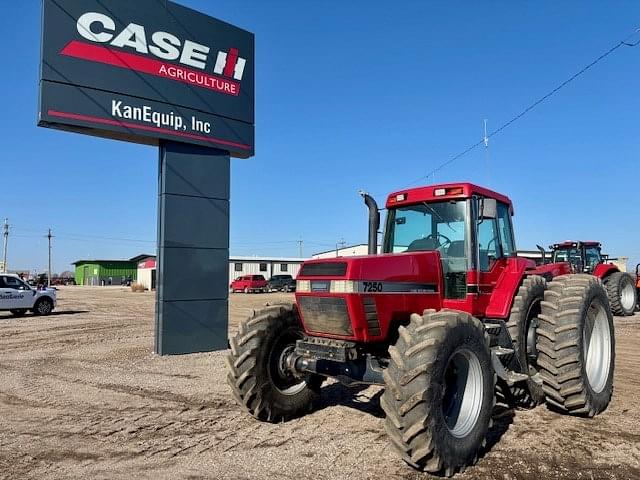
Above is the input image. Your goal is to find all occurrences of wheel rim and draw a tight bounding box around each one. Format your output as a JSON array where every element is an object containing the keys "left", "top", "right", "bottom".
[
  {"left": 620, "top": 281, "right": 635, "bottom": 311},
  {"left": 442, "top": 348, "right": 484, "bottom": 438},
  {"left": 268, "top": 330, "right": 307, "bottom": 395},
  {"left": 38, "top": 301, "right": 51, "bottom": 314},
  {"left": 525, "top": 298, "right": 542, "bottom": 372},
  {"left": 583, "top": 299, "right": 611, "bottom": 393}
]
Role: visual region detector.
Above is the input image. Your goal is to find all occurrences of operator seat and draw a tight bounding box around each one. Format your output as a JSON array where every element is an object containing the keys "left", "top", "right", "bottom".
[
  {"left": 444, "top": 240, "right": 466, "bottom": 272},
  {"left": 446, "top": 241, "right": 464, "bottom": 257},
  {"left": 406, "top": 237, "right": 440, "bottom": 252}
]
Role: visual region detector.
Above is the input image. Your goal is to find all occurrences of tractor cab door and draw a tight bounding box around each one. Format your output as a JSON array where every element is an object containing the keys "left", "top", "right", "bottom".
[
  {"left": 584, "top": 246, "right": 602, "bottom": 273},
  {"left": 474, "top": 199, "right": 515, "bottom": 311}
]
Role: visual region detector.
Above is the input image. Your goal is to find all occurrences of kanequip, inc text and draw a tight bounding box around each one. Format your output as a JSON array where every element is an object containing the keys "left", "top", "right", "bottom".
[{"left": 111, "top": 100, "right": 211, "bottom": 133}]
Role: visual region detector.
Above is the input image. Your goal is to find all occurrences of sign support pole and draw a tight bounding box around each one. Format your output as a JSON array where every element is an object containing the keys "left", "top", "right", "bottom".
[{"left": 155, "top": 141, "right": 230, "bottom": 355}]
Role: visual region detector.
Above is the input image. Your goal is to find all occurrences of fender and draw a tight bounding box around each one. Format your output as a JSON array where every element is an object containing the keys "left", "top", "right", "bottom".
[
  {"left": 529, "top": 261, "right": 571, "bottom": 280},
  {"left": 485, "top": 257, "right": 535, "bottom": 318},
  {"left": 593, "top": 263, "right": 619, "bottom": 280}
]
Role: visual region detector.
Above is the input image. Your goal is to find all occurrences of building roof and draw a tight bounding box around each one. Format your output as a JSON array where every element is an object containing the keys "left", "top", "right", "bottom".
[
  {"left": 129, "top": 254, "right": 156, "bottom": 263},
  {"left": 230, "top": 255, "right": 306, "bottom": 263},
  {"left": 311, "top": 244, "right": 368, "bottom": 257},
  {"left": 72, "top": 254, "right": 156, "bottom": 266}
]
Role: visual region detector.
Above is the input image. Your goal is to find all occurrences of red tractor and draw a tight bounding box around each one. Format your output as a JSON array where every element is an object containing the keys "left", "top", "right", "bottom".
[
  {"left": 227, "top": 183, "right": 615, "bottom": 476},
  {"left": 548, "top": 241, "right": 637, "bottom": 316}
]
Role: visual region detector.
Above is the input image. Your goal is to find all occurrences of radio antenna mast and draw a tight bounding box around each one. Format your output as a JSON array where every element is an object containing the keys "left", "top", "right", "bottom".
[{"left": 483, "top": 119, "right": 491, "bottom": 184}]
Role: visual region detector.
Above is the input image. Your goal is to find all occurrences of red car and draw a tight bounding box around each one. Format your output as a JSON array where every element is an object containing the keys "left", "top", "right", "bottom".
[{"left": 230, "top": 275, "right": 268, "bottom": 293}]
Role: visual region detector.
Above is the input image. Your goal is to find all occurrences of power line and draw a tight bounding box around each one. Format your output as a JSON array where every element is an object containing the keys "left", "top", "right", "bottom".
[{"left": 396, "top": 28, "right": 640, "bottom": 191}]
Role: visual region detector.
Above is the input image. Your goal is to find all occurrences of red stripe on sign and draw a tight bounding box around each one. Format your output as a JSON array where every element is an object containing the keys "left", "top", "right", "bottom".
[
  {"left": 223, "top": 48, "right": 239, "bottom": 78},
  {"left": 47, "top": 109, "right": 252, "bottom": 150},
  {"left": 60, "top": 40, "right": 241, "bottom": 96}
]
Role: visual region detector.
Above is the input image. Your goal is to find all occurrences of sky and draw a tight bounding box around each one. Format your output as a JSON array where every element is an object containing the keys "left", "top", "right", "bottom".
[{"left": 1, "top": 1, "right": 639, "bottom": 274}]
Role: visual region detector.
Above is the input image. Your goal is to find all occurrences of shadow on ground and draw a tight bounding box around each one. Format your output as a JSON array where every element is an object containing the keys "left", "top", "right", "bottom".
[
  {"left": 315, "top": 379, "right": 516, "bottom": 457},
  {"left": 0, "top": 310, "right": 89, "bottom": 319}
]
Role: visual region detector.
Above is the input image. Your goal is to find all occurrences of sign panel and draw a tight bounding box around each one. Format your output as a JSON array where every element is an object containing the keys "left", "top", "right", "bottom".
[{"left": 39, "top": 0, "right": 254, "bottom": 157}]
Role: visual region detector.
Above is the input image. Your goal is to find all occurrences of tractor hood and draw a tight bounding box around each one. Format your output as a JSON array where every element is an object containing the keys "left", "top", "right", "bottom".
[
  {"left": 297, "top": 252, "right": 443, "bottom": 292},
  {"left": 295, "top": 252, "right": 444, "bottom": 341}
]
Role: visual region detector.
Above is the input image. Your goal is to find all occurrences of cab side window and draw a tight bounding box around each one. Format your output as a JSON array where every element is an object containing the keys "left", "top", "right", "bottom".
[
  {"left": 497, "top": 203, "right": 515, "bottom": 256},
  {"left": 0, "top": 276, "right": 6, "bottom": 288},
  {"left": 584, "top": 247, "right": 601, "bottom": 271},
  {"left": 478, "top": 218, "right": 498, "bottom": 271}
]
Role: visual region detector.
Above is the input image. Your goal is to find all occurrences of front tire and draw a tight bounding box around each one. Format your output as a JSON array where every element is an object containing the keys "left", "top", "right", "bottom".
[
  {"left": 226, "top": 304, "right": 323, "bottom": 422},
  {"left": 537, "top": 274, "right": 614, "bottom": 416},
  {"left": 381, "top": 309, "right": 495, "bottom": 476},
  {"left": 604, "top": 271, "right": 636, "bottom": 316},
  {"left": 33, "top": 298, "right": 53, "bottom": 316}
]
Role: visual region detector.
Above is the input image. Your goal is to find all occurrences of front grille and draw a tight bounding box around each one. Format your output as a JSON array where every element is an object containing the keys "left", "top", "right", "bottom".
[
  {"left": 362, "top": 297, "right": 381, "bottom": 336},
  {"left": 298, "top": 296, "right": 353, "bottom": 336},
  {"left": 300, "top": 262, "right": 347, "bottom": 276}
]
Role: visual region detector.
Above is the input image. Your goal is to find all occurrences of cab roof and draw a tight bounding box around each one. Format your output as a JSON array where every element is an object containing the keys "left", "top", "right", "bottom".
[
  {"left": 386, "top": 182, "right": 513, "bottom": 211},
  {"left": 551, "top": 240, "right": 601, "bottom": 249}
]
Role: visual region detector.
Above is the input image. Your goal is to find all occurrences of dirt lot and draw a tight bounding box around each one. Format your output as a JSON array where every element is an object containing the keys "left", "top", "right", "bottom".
[{"left": 1, "top": 286, "right": 639, "bottom": 480}]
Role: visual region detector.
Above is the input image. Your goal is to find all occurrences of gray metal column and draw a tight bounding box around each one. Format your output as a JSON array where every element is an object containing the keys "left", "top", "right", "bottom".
[{"left": 156, "top": 141, "right": 230, "bottom": 355}]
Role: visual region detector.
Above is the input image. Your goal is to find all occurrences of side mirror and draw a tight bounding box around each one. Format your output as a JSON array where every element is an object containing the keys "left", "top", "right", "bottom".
[{"left": 480, "top": 198, "right": 497, "bottom": 219}]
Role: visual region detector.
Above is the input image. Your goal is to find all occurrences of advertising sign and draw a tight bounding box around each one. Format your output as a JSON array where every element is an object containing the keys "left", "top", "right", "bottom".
[{"left": 39, "top": 0, "right": 254, "bottom": 157}]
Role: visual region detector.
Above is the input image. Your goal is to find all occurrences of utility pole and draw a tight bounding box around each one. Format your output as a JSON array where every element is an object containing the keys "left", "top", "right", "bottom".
[
  {"left": 47, "top": 229, "right": 53, "bottom": 287},
  {"left": 2, "top": 219, "right": 8, "bottom": 273},
  {"left": 297, "top": 237, "right": 304, "bottom": 258}
]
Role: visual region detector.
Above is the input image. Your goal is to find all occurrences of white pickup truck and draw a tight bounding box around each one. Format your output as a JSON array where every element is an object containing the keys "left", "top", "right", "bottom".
[{"left": 0, "top": 273, "right": 57, "bottom": 317}]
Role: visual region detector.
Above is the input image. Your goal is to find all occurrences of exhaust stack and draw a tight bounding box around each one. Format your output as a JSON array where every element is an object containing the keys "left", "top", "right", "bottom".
[{"left": 359, "top": 190, "right": 380, "bottom": 255}]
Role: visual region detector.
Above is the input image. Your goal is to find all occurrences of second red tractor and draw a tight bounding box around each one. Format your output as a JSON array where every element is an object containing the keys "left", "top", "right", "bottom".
[
  {"left": 547, "top": 241, "right": 637, "bottom": 316},
  {"left": 227, "top": 183, "right": 615, "bottom": 476}
]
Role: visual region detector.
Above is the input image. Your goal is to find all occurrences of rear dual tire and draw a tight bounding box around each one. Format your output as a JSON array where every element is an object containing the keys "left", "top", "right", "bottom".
[
  {"left": 537, "top": 274, "right": 614, "bottom": 416},
  {"left": 505, "top": 275, "right": 545, "bottom": 407},
  {"left": 604, "top": 271, "right": 636, "bottom": 316},
  {"left": 381, "top": 309, "right": 495, "bottom": 476}
]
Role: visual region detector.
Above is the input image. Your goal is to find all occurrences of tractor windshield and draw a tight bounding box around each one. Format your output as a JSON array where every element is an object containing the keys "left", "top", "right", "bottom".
[
  {"left": 552, "top": 247, "right": 583, "bottom": 272},
  {"left": 383, "top": 200, "right": 469, "bottom": 275}
]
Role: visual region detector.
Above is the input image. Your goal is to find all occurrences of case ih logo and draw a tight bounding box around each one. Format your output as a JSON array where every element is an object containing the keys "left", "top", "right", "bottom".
[{"left": 61, "top": 12, "right": 247, "bottom": 96}]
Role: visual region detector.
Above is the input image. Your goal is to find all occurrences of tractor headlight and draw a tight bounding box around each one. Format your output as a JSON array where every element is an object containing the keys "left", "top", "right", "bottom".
[
  {"left": 330, "top": 280, "right": 356, "bottom": 293},
  {"left": 296, "top": 280, "right": 311, "bottom": 292}
]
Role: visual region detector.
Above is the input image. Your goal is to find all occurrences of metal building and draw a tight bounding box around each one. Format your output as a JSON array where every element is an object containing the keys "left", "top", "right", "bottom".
[
  {"left": 228, "top": 256, "right": 305, "bottom": 284},
  {"left": 73, "top": 254, "right": 154, "bottom": 286}
]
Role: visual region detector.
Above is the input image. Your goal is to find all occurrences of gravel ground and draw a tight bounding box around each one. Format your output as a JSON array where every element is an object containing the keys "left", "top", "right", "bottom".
[{"left": 1, "top": 286, "right": 639, "bottom": 480}]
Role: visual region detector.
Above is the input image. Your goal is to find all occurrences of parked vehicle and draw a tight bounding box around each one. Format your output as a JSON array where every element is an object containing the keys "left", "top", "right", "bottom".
[
  {"left": 227, "top": 183, "right": 615, "bottom": 476},
  {"left": 549, "top": 241, "right": 637, "bottom": 316},
  {"left": 230, "top": 275, "right": 268, "bottom": 293},
  {"left": 267, "top": 274, "right": 296, "bottom": 292},
  {"left": 0, "top": 273, "right": 57, "bottom": 316}
]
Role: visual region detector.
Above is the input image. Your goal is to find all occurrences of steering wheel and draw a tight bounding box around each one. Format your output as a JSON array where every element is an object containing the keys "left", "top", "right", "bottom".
[
  {"left": 424, "top": 232, "right": 452, "bottom": 251},
  {"left": 485, "top": 236, "right": 499, "bottom": 253}
]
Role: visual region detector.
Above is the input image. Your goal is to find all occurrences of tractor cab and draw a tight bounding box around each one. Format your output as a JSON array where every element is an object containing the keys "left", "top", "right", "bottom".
[
  {"left": 382, "top": 184, "right": 517, "bottom": 302},
  {"left": 550, "top": 240, "right": 603, "bottom": 273}
]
